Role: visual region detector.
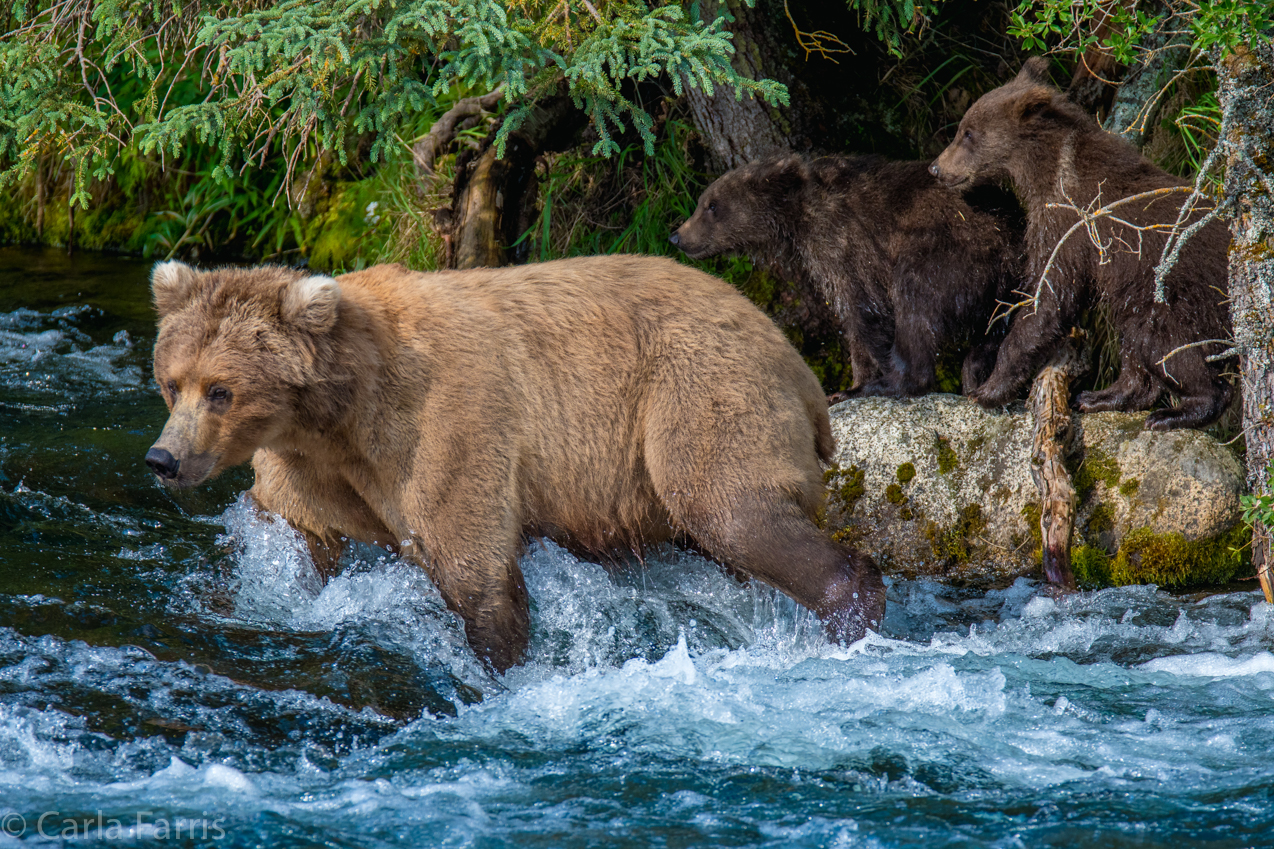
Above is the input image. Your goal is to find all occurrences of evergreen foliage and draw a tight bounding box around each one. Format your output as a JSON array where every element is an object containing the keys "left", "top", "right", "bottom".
[{"left": 0, "top": 0, "right": 787, "bottom": 206}]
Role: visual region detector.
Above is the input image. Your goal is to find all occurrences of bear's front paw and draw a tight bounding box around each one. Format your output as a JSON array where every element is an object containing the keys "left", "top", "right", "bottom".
[
  {"left": 969, "top": 381, "right": 1014, "bottom": 408},
  {"left": 1074, "top": 390, "right": 1119, "bottom": 414}
]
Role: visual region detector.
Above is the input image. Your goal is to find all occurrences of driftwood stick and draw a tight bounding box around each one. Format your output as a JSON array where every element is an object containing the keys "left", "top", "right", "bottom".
[
  {"left": 1255, "top": 525, "right": 1273, "bottom": 604},
  {"left": 1028, "top": 331, "right": 1088, "bottom": 589},
  {"left": 412, "top": 87, "right": 504, "bottom": 176}
]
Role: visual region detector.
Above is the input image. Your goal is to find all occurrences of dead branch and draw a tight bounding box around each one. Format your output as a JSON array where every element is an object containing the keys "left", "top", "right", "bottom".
[
  {"left": 993, "top": 184, "right": 1197, "bottom": 327},
  {"left": 1153, "top": 101, "right": 1233, "bottom": 301},
  {"left": 1156, "top": 337, "right": 1239, "bottom": 368},
  {"left": 1028, "top": 330, "right": 1088, "bottom": 590},
  {"left": 412, "top": 88, "right": 505, "bottom": 177}
]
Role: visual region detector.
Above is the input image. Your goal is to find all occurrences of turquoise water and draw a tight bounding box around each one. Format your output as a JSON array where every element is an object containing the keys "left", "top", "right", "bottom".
[{"left": 2, "top": 246, "right": 1273, "bottom": 848}]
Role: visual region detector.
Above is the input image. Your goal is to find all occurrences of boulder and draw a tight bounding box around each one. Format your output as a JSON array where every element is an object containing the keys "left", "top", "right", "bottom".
[{"left": 824, "top": 394, "right": 1249, "bottom": 588}]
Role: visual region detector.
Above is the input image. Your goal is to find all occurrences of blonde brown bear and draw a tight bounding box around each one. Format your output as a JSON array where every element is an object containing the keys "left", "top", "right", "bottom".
[{"left": 145, "top": 256, "right": 885, "bottom": 670}]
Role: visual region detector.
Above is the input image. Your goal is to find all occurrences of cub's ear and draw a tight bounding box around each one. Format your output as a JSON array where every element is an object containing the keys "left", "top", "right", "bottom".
[
  {"left": 1015, "top": 56, "right": 1052, "bottom": 86},
  {"left": 1016, "top": 87, "right": 1059, "bottom": 121},
  {"left": 152, "top": 260, "right": 201, "bottom": 317},
  {"left": 282, "top": 274, "right": 341, "bottom": 333}
]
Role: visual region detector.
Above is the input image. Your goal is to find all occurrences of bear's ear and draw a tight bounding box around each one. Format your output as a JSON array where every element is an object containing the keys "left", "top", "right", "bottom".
[
  {"left": 282, "top": 274, "right": 341, "bottom": 333},
  {"left": 152, "top": 260, "right": 201, "bottom": 317},
  {"left": 1015, "top": 87, "right": 1059, "bottom": 121},
  {"left": 1015, "top": 56, "right": 1052, "bottom": 86}
]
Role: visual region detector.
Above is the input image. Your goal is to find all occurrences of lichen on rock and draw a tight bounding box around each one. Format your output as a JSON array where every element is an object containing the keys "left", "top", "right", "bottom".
[{"left": 826, "top": 394, "right": 1249, "bottom": 588}]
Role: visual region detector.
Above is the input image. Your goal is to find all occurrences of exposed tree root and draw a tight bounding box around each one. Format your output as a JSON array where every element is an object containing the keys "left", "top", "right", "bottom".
[{"left": 1029, "top": 330, "right": 1089, "bottom": 589}]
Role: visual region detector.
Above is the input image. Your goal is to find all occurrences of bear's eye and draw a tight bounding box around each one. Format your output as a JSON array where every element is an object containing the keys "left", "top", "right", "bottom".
[
  {"left": 707, "top": 201, "right": 717, "bottom": 213},
  {"left": 962, "top": 129, "right": 974, "bottom": 143},
  {"left": 165, "top": 379, "right": 177, "bottom": 397},
  {"left": 207, "top": 385, "right": 231, "bottom": 404}
]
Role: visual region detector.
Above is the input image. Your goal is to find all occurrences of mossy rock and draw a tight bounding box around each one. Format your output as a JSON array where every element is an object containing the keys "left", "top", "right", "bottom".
[{"left": 826, "top": 395, "right": 1247, "bottom": 588}]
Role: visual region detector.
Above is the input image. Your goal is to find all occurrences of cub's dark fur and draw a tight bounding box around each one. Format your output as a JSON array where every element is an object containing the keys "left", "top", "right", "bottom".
[
  {"left": 672, "top": 154, "right": 1025, "bottom": 397},
  {"left": 931, "top": 57, "right": 1233, "bottom": 430}
]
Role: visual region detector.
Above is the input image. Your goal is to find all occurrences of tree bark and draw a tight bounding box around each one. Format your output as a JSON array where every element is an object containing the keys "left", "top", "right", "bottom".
[
  {"left": 442, "top": 92, "right": 587, "bottom": 269},
  {"left": 1101, "top": 23, "right": 1186, "bottom": 148},
  {"left": 680, "top": 0, "right": 794, "bottom": 172},
  {"left": 1217, "top": 40, "right": 1274, "bottom": 600}
]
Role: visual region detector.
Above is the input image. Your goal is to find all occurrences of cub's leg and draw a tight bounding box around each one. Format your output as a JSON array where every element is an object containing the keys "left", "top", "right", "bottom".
[
  {"left": 1075, "top": 358, "right": 1160, "bottom": 413},
  {"left": 1143, "top": 345, "right": 1233, "bottom": 431},
  {"left": 970, "top": 286, "right": 1074, "bottom": 407},
  {"left": 961, "top": 334, "right": 1003, "bottom": 394}
]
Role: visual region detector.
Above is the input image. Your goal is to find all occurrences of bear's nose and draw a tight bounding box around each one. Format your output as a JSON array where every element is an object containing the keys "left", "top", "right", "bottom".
[
  {"left": 145, "top": 447, "right": 180, "bottom": 480},
  {"left": 928, "top": 162, "right": 941, "bottom": 177},
  {"left": 668, "top": 231, "right": 681, "bottom": 247}
]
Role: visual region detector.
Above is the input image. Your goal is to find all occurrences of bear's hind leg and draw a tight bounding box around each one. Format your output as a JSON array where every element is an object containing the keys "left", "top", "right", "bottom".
[
  {"left": 1145, "top": 352, "right": 1233, "bottom": 430},
  {"left": 676, "top": 495, "right": 885, "bottom": 642},
  {"left": 1075, "top": 361, "right": 1160, "bottom": 413},
  {"left": 961, "top": 335, "right": 1002, "bottom": 394}
]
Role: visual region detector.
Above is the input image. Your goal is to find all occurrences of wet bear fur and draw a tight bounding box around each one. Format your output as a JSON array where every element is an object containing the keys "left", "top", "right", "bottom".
[
  {"left": 671, "top": 154, "right": 1025, "bottom": 397},
  {"left": 144, "top": 256, "right": 885, "bottom": 672},
  {"left": 930, "top": 57, "right": 1233, "bottom": 430}
]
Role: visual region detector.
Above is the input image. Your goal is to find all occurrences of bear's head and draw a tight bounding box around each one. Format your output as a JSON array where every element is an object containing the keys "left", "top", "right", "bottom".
[
  {"left": 930, "top": 57, "right": 1086, "bottom": 190},
  {"left": 145, "top": 261, "right": 341, "bottom": 488},
  {"left": 670, "top": 158, "right": 805, "bottom": 260}
]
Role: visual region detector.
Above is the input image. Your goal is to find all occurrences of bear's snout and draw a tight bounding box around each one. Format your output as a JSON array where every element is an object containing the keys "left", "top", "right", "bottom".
[
  {"left": 668, "top": 230, "right": 681, "bottom": 247},
  {"left": 145, "top": 446, "right": 180, "bottom": 480},
  {"left": 928, "top": 162, "right": 941, "bottom": 178}
]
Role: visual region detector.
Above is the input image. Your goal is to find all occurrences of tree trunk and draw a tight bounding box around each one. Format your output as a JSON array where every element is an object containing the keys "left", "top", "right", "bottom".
[
  {"left": 680, "top": 0, "right": 795, "bottom": 172},
  {"left": 1217, "top": 40, "right": 1274, "bottom": 598},
  {"left": 679, "top": 0, "right": 888, "bottom": 172},
  {"left": 443, "top": 92, "right": 587, "bottom": 269}
]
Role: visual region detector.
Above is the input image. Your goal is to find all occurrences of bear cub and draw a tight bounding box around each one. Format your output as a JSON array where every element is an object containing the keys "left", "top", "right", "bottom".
[
  {"left": 930, "top": 57, "right": 1232, "bottom": 430},
  {"left": 145, "top": 256, "right": 885, "bottom": 671},
  {"left": 671, "top": 155, "right": 1025, "bottom": 398}
]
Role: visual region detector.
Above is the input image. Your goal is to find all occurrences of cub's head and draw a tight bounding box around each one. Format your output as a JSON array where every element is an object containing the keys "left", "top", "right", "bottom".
[
  {"left": 670, "top": 158, "right": 804, "bottom": 259},
  {"left": 145, "top": 261, "right": 341, "bottom": 488},
  {"left": 930, "top": 57, "right": 1083, "bottom": 189}
]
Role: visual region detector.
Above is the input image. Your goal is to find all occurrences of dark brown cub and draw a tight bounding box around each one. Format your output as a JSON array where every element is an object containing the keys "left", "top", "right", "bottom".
[
  {"left": 930, "top": 57, "right": 1233, "bottom": 430},
  {"left": 672, "top": 155, "right": 1025, "bottom": 398}
]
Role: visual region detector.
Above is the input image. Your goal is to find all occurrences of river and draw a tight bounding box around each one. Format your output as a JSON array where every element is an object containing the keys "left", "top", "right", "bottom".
[{"left": 2, "top": 246, "right": 1273, "bottom": 847}]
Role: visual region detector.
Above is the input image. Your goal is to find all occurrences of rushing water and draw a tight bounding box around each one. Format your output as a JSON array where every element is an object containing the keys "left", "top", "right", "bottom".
[{"left": 2, "top": 246, "right": 1274, "bottom": 848}]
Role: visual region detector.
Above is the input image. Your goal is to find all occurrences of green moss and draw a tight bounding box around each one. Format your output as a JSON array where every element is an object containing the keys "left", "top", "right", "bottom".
[
  {"left": 1072, "top": 447, "right": 1121, "bottom": 500},
  {"left": 1085, "top": 503, "right": 1115, "bottom": 535},
  {"left": 936, "top": 437, "right": 958, "bottom": 475},
  {"left": 1072, "top": 545, "right": 1113, "bottom": 588},
  {"left": 824, "top": 464, "right": 866, "bottom": 516},
  {"left": 896, "top": 462, "right": 916, "bottom": 483},
  {"left": 899, "top": 506, "right": 914, "bottom": 521},
  {"left": 1109, "top": 525, "right": 1251, "bottom": 589},
  {"left": 885, "top": 483, "right": 907, "bottom": 505},
  {"left": 1020, "top": 502, "right": 1043, "bottom": 563},
  {"left": 831, "top": 525, "right": 867, "bottom": 546},
  {"left": 925, "top": 504, "right": 987, "bottom": 565},
  {"left": 1119, "top": 478, "right": 1141, "bottom": 497}
]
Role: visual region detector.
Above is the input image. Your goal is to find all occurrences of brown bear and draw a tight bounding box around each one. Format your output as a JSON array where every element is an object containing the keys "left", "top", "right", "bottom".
[
  {"left": 930, "top": 58, "right": 1233, "bottom": 430},
  {"left": 144, "top": 256, "right": 885, "bottom": 671},
  {"left": 670, "top": 155, "right": 1025, "bottom": 397}
]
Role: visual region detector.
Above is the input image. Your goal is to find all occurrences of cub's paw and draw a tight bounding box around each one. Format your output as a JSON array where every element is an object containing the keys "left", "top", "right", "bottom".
[
  {"left": 969, "top": 381, "right": 1014, "bottom": 408},
  {"left": 1074, "top": 390, "right": 1119, "bottom": 414},
  {"left": 1144, "top": 407, "right": 1184, "bottom": 431}
]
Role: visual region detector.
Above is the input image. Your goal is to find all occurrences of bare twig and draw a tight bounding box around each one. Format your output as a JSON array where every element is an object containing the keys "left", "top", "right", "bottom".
[
  {"left": 411, "top": 87, "right": 505, "bottom": 176},
  {"left": 1153, "top": 100, "right": 1233, "bottom": 301},
  {"left": 784, "top": 0, "right": 854, "bottom": 62},
  {"left": 997, "top": 184, "right": 1195, "bottom": 327},
  {"left": 1156, "top": 337, "right": 1239, "bottom": 367}
]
